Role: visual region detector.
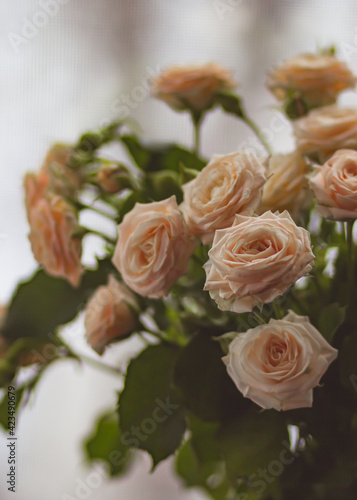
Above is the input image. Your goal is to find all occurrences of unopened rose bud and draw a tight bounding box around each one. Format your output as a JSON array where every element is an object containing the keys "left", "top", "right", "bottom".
[
  {"left": 85, "top": 276, "right": 138, "bottom": 354},
  {"left": 97, "top": 163, "right": 132, "bottom": 193}
]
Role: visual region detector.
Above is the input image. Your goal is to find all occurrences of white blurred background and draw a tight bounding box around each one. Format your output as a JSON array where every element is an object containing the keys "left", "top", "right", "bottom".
[{"left": 1, "top": 1, "right": 357, "bottom": 499}]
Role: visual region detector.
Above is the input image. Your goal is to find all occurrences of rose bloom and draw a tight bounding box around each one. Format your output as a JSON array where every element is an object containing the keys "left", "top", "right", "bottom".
[
  {"left": 267, "top": 52, "right": 355, "bottom": 107},
  {"left": 24, "top": 182, "right": 83, "bottom": 287},
  {"left": 181, "top": 151, "right": 267, "bottom": 244},
  {"left": 85, "top": 276, "right": 138, "bottom": 354},
  {"left": 151, "top": 63, "right": 236, "bottom": 112},
  {"left": 309, "top": 149, "right": 357, "bottom": 220},
  {"left": 223, "top": 311, "right": 338, "bottom": 411},
  {"left": 204, "top": 211, "right": 314, "bottom": 313},
  {"left": 258, "top": 152, "right": 311, "bottom": 221},
  {"left": 112, "top": 196, "right": 196, "bottom": 298},
  {"left": 25, "top": 143, "right": 81, "bottom": 203},
  {"left": 294, "top": 106, "right": 357, "bottom": 163}
]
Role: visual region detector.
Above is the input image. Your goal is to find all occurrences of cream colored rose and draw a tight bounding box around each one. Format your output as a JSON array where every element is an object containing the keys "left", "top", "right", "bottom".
[
  {"left": 204, "top": 211, "right": 314, "bottom": 313},
  {"left": 181, "top": 151, "right": 267, "bottom": 244},
  {"left": 258, "top": 152, "right": 311, "bottom": 221},
  {"left": 85, "top": 276, "right": 138, "bottom": 354},
  {"left": 222, "top": 311, "right": 338, "bottom": 410},
  {"left": 25, "top": 186, "right": 83, "bottom": 287},
  {"left": 267, "top": 52, "right": 355, "bottom": 107},
  {"left": 112, "top": 196, "right": 196, "bottom": 298},
  {"left": 294, "top": 106, "right": 357, "bottom": 163},
  {"left": 309, "top": 149, "right": 357, "bottom": 220},
  {"left": 151, "top": 63, "right": 236, "bottom": 112}
]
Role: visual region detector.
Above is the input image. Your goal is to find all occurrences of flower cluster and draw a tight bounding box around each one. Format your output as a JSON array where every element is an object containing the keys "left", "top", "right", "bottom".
[
  {"left": 7, "top": 48, "right": 357, "bottom": 500},
  {"left": 21, "top": 53, "right": 357, "bottom": 409}
]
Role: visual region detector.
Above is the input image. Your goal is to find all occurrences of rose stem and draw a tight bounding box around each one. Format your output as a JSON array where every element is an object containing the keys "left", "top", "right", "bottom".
[
  {"left": 76, "top": 201, "right": 118, "bottom": 221},
  {"left": 191, "top": 112, "right": 203, "bottom": 156},
  {"left": 78, "top": 354, "right": 124, "bottom": 375},
  {"left": 252, "top": 310, "right": 265, "bottom": 325},
  {"left": 346, "top": 219, "right": 355, "bottom": 298},
  {"left": 242, "top": 115, "right": 273, "bottom": 155},
  {"left": 81, "top": 227, "right": 117, "bottom": 245},
  {"left": 272, "top": 300, "right": 283, "bottom": 320}
]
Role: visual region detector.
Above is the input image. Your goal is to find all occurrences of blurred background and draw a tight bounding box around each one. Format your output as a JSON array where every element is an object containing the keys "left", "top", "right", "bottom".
[{"left": 1, "top": 1, "right": 357, "bottom": 498}]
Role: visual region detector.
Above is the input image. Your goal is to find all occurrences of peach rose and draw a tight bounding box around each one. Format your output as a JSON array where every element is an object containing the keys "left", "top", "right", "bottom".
[
  {"left": 151, "top": 63, "right": 236, "bottom": 112},
  {"left": 294, "top": 106, "right": 357, "bottom": 163},
  {"left": 222, "top": 311, "right": 338, "bottom": 410},
  {"left": 25, "top": 189, "right": 83, "bottom": 287},
  {"left": 112, "top": 196, "right": 196, "bottom": 298},
  {"left": 267, "top": 52, "right": 355, "bottom": 107},
  {"left": 258, "top": 152, "right": 311, "bottom": 221},
  {"left": 43, "top": 143, "right": 82, "bottom": 197},
  {"left": 309, "top": 149, "right": 357, "bottom": 220},
  {"left": 24, "top": 144, "right": 82, "bottom": 207},
  {"left": 24, "top": 171, "right": 50, "bottom": 211},
  {"left": 204, "top": 211, "right": 314, "bottom": 313},
  {"left": 181, "top": 151, "right": 267, "bottom": 244},
  {"left": 85, "top": 276, "right": 138, "bottom": 354}
]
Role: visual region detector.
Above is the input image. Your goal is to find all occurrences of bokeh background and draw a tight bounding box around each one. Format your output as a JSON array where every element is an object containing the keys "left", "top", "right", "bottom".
[{"left": 1, "top": 1, "right": 357, "bottom": 498}]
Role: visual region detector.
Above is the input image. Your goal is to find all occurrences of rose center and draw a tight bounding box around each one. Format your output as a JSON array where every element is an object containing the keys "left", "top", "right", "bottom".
[{"left": 243, "top": 239, "right": 271, "bottom": 255}]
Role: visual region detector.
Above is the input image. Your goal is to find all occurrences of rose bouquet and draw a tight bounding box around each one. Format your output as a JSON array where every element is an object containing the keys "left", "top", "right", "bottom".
[{"left": 2, "top": 49, "right": 357, "bottom": 499}]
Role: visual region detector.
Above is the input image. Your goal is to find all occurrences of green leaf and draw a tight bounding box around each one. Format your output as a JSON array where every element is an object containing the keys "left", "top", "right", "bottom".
[
  {"left": 317, "top": 304, "right": 346, "bottom": 344},
  {"left": 75, "top": 121, "right": 123, "bottom": 154},
  {"left": 118, "top": 343, "right": 186, "bottom": 468},
  {"left": 174, "top": 332, "right": 252, "bottom": 421},
  {"left": 121, "top": 135, "right": 206, "bottom": 172},
  {"left": 145, "top": 170, "right": 183, "bottom": 202},
  {"left": 0, "top": 386, "right": 25, "bottom": 430},
  {"left": 217, "top": 410, "right": 289, "bottom": 483},
  {"left": 188, "top": 415, "right": 221, "bottom": 464},
  {"left": 84, "top": 410, "right": 132, "bottom": 476},
  {"left": 284, "top": 94, "right": 309, "bottom": 120},
  {"left": 0, "top": 338, "right": 56, "bottom": 387},
  {"left": 175, "top": 439, "right": 232, "bottom": 500},
  {"left": 178, "top": 162, "right": 199, "bottom": 184},
  {"left": 114, "top": 190, "right": 138, "bottom": 223},
  {"left": 215, "top": 93, "right": 245, "bottom": 119},
  {"left": 1, "top": 259, "right": 114, "bottom": 342}
]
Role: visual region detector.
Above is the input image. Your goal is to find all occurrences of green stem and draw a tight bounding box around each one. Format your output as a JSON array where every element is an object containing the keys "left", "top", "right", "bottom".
[
  {"left": 252, "top": 310, "right": 266, "bottom": 325},
  {"left": 77, "top": 201, "right": 117, "bottom": 221},
  {"left": 346, "top": 220, "right": 355, "bottom": 298},
  {"left": 242, "top": 115, "right": 273, "bottom": 155},
  {"left": 311, "top": 273, "right": 324, "bottom": 298},
  {"left": 81, "top": 227, "right": 116, "bottom": 245},
  {"left": 191, "top": 112, "right": 203, "bottom": 156},
  {"left": 194, "top": 121, "right": 200, "bottom": 156},
  {"left": 272, "top": 300, "right": 283, "bottom": 320}
]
